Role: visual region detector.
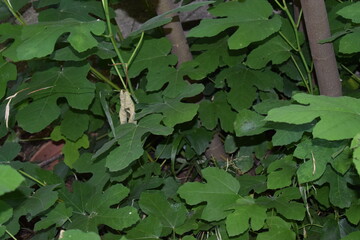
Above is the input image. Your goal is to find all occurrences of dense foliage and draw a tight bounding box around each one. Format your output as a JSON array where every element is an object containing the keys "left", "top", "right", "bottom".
[{"left": 0, "top": 0, "right": 360, "bottom": 239}]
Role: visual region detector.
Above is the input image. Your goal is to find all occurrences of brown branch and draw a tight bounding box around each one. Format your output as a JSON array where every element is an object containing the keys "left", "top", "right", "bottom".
[
  {"left": 151, "top": 0, "right": 193, "bottom": 66},
  {"left": 300, "top": 0, "right": 342, "bottom": 96},
  {"left": 151, "top": 0, "right": 229, "bottom": 161}
]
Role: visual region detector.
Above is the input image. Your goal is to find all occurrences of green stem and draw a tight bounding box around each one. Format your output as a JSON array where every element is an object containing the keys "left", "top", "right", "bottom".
[
  {"left": 18, "top": 169, "right": 46, "bottom": 187},
  {"left": 291, "top": 55, "right": 310, "bottom": 92},
  {"left": 295, "top": 9, "right": 303, "bottom": 29},
  {"left": 101, "top": 0, "right": 126, "bottom": 71},
  {"left": 101, "top": 0, "right": 137, "bottom": 100},
  {"left": 298, "top": 224, "right": 323, "bottom": 229},
  {"left": 110, "top": 58, "right": 128, "bottom": 91},
  {"left": 127, "top": 32, "right": 144, "bottom": 69},
  {"left": 278, "top": 31, "right": 297, "bottom": 50},
  {"left": 90, "top": 66, "right": 121, "bottom": 91},
  {"left": 275, "top": 0, "right": 313, "bottom": 94},
  {"left": 18, "top": 137, "right": 51, "bottom": 142},
  {"left": 5, "top": 230, "right": 17, "bottom": 240},
  {"left": 3, "top": 0, "right": 26, "bottom": 25},
  {"left": 341, "top": 64, "right": 360, "bottom": 83}
]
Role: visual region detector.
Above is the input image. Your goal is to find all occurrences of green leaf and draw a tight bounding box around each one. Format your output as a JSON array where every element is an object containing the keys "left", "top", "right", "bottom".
[
  {"left": 129, "top": 1, "right": 215, "bottom": 37},
  {"left": 314, "top": 185, "right": 330, "bottom": 208},
  {"left": 257, "top": 187, "right": 305, "bottom": 221},
  {"left": 1, "top": 19, "right": 105, "bottom": 61},
  {"left": 294, "top": 138, "right": 347, "bottom": 184},
  {"left": 267, "top": 156, "right": 296, "bottom": 189},
  {"left": 106, "top": 114, "right": 173, "bottom": 171},
  {"left": 60, "top": 110, "right": 90, "bottom": 142},
  {"left": 218, "top": 65, "right": 283, "bottom": 111},
  {"left": 65, "top": 182, "right": 139, "bottom": 232},
  {"left": 38, "top": 0, "right": 108, "bottom": 21},
  {"left": 246, "top": 36, "right": 289, "bottom": 69},
  {"left": 237, "top": 175, "right": 267, "bottom": 196},
  {"left": 178, "top": 167, "right": 239, "bottom": 221},
  {"left": 0, "top": 55, "right": 17, "bottom": 99},
  {"left": 34, "top": 202, "right": 72, "bottom": 231},
  {"left": 234, "top": 109, "right": 269, "bottom": 137},
  {"left": 198, "top": 91, "right": 236, "bottom": 132},
  {"left": 16, "top": 63, "right": 95, "bottom": 133},
  {"left": 137, "top": 84, "right": 202, "bottom": 128},
  {"left": 191, "top": 34, "right": 245, "bottom": 78},
  {"left": 337, "top": 2, "right": 360, "bottom": 23},
  {"left": 271, "top": 122, "right": 313, "bottom": 146},
  {"left": 253, "top": 99, "right": 291, "bottom": 115},
  {"left": 0, "top": 142, "right": 21, "bottom": 162},
  {"left": 351, "top": 133, "right": 360, "bottom": 175},
  {"left": 175, "top": 206, "right": 203, "bottom": 235},
  {"left": 5, "top": 184, "right": 59, "bottom": 234},
  {"left": 0, "top": 200, "right": 13, "bottom": 224},
  {"left": 246, "top": 16, "right": 300, "bottom": 69},
  {"left": 51, "top": 126, "right": 89, "bottom": 168},
  {"left": 60, "top": 229, "right": 100, "bottom": 240},
  {"left": 266, "top": 93, "right": 360, "bottom": 140},
  {"left": 342, "top": 231, "right": 360, "bottom": 240},
  {"left": 233, "top": 146, "right": 255, "bottom": 173},
  {"left": 36, "top": 0, "right": 60, "bottom": 8},
  {"left": 184, "top": 127, "right": 213, "bottom": 155},
  {"left": 188, "top": 0, "right": 281, "bottom": 49},
  {"left": 0, "top": 165, "right": 24, "bottom": 195},
  {"left": 127, "top": 38, "right": 177, "bottom": 90},
  {"left": 52, "top": 41, "right": 116, "bottom": 61},
  {"left": 346, "top": 200, "right": 360, "bottom": 225},
  {"left": 22, "top": 185, "right": 59, "bottom": 217},
  {"left": 226, "top": 197, "right": 267, "bottom": 236},
  {"left": 329, "top": 146, "right": 352, "bottom": 175},
  {"left": 315, "top": 166, "right": 354, "bottom": 208},
  {"left": 257, "top": 216, "right": 296, "bottom": 240},
  {"left": 320, "top": 218, "right": 358, "bottom": 240},
  {"left": 338, "top": 29, "right": 360, "bottom": 54},
  {"left": 139, "top": 191, "right": 187, "bottom": 233},
  {"left": 73, "top": 153, "right": 114, "bottom": 189},
  {"left": 126, "top": 215, "right": 162, "bottom": 240}
]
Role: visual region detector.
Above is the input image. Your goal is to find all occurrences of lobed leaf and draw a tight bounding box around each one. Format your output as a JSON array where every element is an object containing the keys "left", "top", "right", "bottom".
[
  {"left": 267, "top": 156, "right": 296, "bottom": 189},
  {"left": 226, "top": 197, "right": 267, "bottom": 236},
  {"left": 0, "top": 55, "right": 17, "bottom": 99},
  {"left": 257, "top": 216, "right": 296, "bottom": 240},
  {"left": 337, "top": 2, "right": 360, "bottom": 23},
  {"left": 105, "top": 114, "right": 173, "bottom": 172},
  {"left": 16, "top": 63, "right": 95, "bottom": 133},
  {"left": 51, "top": 126, "right": 89, "bottom": 168},
  {"left": 294, "top": 138, "right": 347, "bottom": 184},
  {"left": 234, "top": 109, "right": 269, "bottom": 137},
  {"left": 64, "top": 182, "right": 139, "bottom": 233},
  {"left": 178, "top": 167, "right": 240, "bottom": 221},
  {"left": 188, "top": 0, "right": 281, "bottom": 49},
  {"left": 60, "top": 229, "right": 100, "bottom": 240},
  {"left": 218, "top": 65, "right": 283, "bottom": 111},
  {"left": 246, "top": 16, "right": 302, "bottom": 69},
  {"left": 139, "top": 191, "right": 187, "bottom": 234},
  {"left": 1, "top": 19, "right": 105, "bottom": 61},
  {"left": 266, "top": 93, "right": 360, "bottom": 140},
  {"left": 346, "top": 200, "right": 360, "bottom": 225},
  {"left": 34, "top": 203, "right": 72, "bottom": 231},
  {"left": 38, "top": 0, "right": 109, "bottom": 21},
  {"left": 198, "top": 91, "right": 236, "bottom": 132},
  {"left": 129, "top": 1, "right": 215, "bottom": 37},
  {"left": 0, "top": 165, "right": 24, "bottom": 196},
  {"left": 315, "top": 166, "right": 355, "bottom": 208},
  {"left": 256, "top": 187, "right": 305, "bottom": 221},
  {"left": 126, "top": 215, "right": 162, "bottom": 240}
]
